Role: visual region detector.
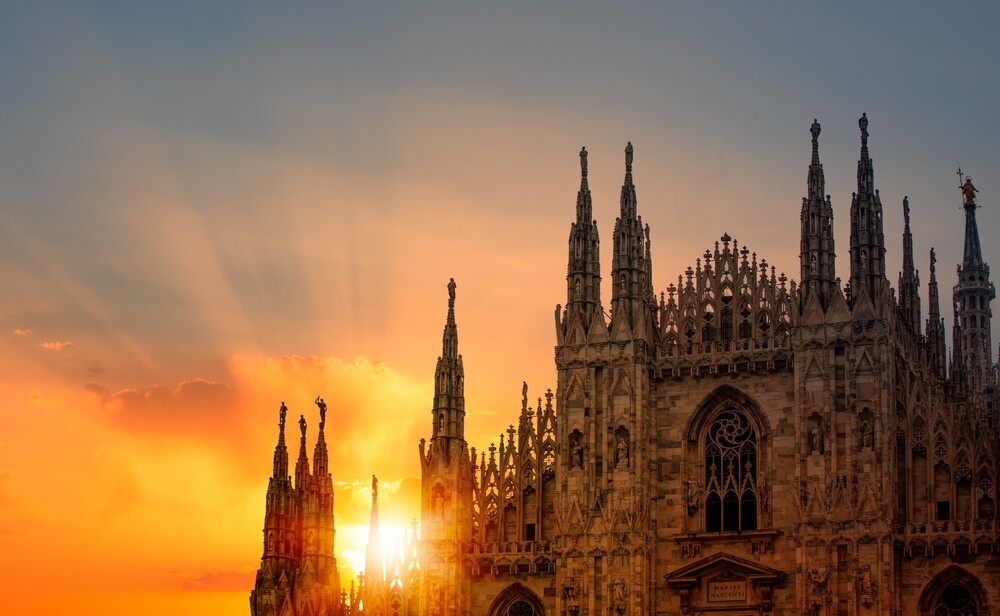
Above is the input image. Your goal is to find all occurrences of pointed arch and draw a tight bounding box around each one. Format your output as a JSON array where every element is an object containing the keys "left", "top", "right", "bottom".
[
  {"left": 684, "top": 385, "right": 771, "bottom": 442},
  {"left": 919, "top": 565, "right": 990, "bottom": 616},
  {"left": 487, "top": 583, "right": 546, "bottom": 616}
]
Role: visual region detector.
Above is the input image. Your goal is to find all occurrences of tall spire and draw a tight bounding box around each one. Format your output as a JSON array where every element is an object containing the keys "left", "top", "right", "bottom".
[
  {"left": 953, "top": 173, "right": 995, "bottom": 389},
  {"left": 799, "top": 119, "right": 837, "bottom": 310},
  {"left": 312, "top": 396, "right": 329, "bottom": 476},
  {"left": 561, "top": 147, "right": 605, "bottom": 342},
  {"left": 365, "top": 475, "right": 384, "bottom": 590},
  {"left": 610, "top": 142, "right": 656, "bottom": 342},
  {"left": 432, "top": 278, "right": 466, "bottom": 441},
  {"left": 273, "top": 401, "right": 289, "bottom": 480},
  {"left": 848, "top": 113, "right": 886, "bottom": 303},
  {"left": 294, "top": 414, "right": 310, "bottom": 490},
  {"left": 898, "top": 197, "right": 921, "bottom": 334},
  {"left": 926, "top": 248, "right": 947, "bottom": 378}
]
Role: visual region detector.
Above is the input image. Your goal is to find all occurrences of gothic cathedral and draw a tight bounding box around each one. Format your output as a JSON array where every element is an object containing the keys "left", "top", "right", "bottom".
[{"left": 251, "top": 116, "right": 1000, "bottom": 615}]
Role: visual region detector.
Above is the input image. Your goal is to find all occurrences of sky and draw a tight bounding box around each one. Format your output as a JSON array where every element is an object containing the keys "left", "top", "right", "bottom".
[{"left": 1, "top": 2, "right": 998, "bottom": 614}]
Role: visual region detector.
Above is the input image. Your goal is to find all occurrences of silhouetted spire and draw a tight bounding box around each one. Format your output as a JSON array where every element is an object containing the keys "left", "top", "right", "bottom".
[
  {"left": 273, "top": 401, "right": 289, "bottom": 480},
  {"left": 620, "top": 142, "right": 636, "bottom": 220},
  {"left": 294, "top": 414, "right": 310, "bottom": 490},
  {"left": 899, "top": 197, "right": 921, "bottom": 334},
  {"left": 312, "top": 396, "right": 329, "bottom": 477},
  {"left": 800, "top": 119, "right": 837, "bottom": 310},
  {"left": 849, "top": 113, "right": 886, "bottom": 303},
  {"left": 432, "top": 279, "right": 466, "bottom": 441},
  {"left": 926, "top": 248, "right": 947, "bottom": 378},
  {"left": 365, "top": 475, "right": 384, "bottom": 588}
]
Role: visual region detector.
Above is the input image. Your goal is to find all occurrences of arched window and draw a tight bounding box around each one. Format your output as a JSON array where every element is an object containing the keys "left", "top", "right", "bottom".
[
  {"left": 487, "top": 584, "right": 545, "bottom": 616},
  {"left": 705, "top": 408, "right": 758, "bottom": 532},
  {"left": 919, "top": 566, "right": 989, "bottom": 616},
  {"left": 934, "top": 584, "right": 979, "bottom": 615}
]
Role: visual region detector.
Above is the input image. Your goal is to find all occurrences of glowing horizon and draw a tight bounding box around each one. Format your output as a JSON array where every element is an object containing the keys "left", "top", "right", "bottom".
[{"left": 2, "top": 3, "right": 999, "bottom": 614}]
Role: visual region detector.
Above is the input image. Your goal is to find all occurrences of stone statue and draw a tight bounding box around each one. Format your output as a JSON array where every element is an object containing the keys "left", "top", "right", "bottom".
[
  {"left": 298, "top": 415, "right": 307, "bottom": 439},
  {"left": 616, "top": 435, "right": 629, "bottom": 467},
  {"left": 314, "top": 396, "right": 327, "bottom": 429},
  {"left": 687, "top": 478, "right": 702, "bottom": 515},
  {"left": 962, "top": 177, "right": 979, "bottom": 204},
  {"left": 448, "top": 278, "right": 456, "bottom": 303},
  {"left": 809, "top": 568, "right": 828, "bottom": 614},
  {"left": 279, "top": 401, "right": 287, "bottom": 430},
  {"left": 857, "top": 564, "right": 876, "bottom": 608},
  {"left": 372, "top": 474, "right": 378, "bottom": 499},
  {"left": 613, "top": 578, "right": 627, "bottom": 614},
  {"left": 861, "top": 419, "right": 873, "bottom": 450}
]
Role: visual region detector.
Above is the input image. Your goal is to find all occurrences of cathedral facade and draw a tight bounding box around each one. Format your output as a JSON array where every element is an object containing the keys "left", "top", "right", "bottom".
[{"left": 252, "top": 116, "right": 1000, "bottom": 616}]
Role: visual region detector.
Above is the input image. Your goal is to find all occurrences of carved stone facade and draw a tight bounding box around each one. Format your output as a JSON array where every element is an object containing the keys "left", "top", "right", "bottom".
[{"left": 252, "top": 118, "right": 1000, "bottom": 615}]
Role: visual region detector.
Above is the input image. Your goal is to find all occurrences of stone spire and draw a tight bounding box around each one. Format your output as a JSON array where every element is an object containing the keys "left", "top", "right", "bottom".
[
  {"left": 312, "top": 397, "right": 329, "bottom": 477},
  {"left": 926, "top": 248, "right": 947, "bottom": 378},
  {"left": 848, "top": 113, "right": 887, "bottom": 303},
  {"left": 610, "top": 142, "right": 656, "bottom": 342},
  {"left": 432, "top": 278, "right": 466, "bottom": 442},
  {"left": 273, "top": 401, "right": 290, "bottom": 481},
  {"left": 295, "top": 414, "right": 311, "bottom": 490},
  {"left": 799, "top": 119, "right": 837, "bottom": 310},
  {"left": 561, "top": 146, "right": 605, "bottom": 341},
  {"left": 365, "top": 475, "right": 384, "bottom": 592},
  {"left": 898, "top": 197, "right": 921, "bottom": 334},
  {"left": 953, "top": 173, "right": 995, "bottom": 389}
]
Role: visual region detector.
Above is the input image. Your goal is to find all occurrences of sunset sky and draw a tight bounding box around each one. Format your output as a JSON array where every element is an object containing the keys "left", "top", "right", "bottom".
[{"left": 2, "top": 3, "right": 999, "bottom": 614}]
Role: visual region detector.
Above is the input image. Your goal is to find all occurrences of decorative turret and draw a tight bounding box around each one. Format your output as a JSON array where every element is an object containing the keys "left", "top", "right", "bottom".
[
  {"left": 898, "top": 197, "right": 921, "bottom": 335},
  {"left": 926, "top": 248, "right": 947, "bottom": 378},
  {"left": 799, "top": 119, "right": 837, "bottom": 311},
  {"left": 363, "top": 475, "right": 385, "bottom": 615},
  {"left": 848, "top": 113, "right": 887, "bottom": 304},
  {"left": 953, "top": 172, "right": 995, "bottom": 390},
  {"left": 432, "top": 278, "right": 466, "bottom": 443},
  {"left": 560, "top": 147, "right": 605, "bottom": 343},
  {"left": 609, "top": 142, "right": 656, "bottom": 342}
]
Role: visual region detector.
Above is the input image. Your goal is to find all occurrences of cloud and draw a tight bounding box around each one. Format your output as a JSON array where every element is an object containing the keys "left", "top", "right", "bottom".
[
  {"left": 12, "top": 329, "right": 32, "bottom": 337},
  {"left": 99, "top": 377, "right": 237, "bottom": 436},
  {"left": 177, "top": 568, "right": 256, "bottom": 592},
  {"left": 40, "top": 341, "right": 73, "bottom": 351}
]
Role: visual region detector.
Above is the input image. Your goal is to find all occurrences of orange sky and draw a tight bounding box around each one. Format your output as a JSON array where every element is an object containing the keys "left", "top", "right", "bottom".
[{"left": 2, "top": 3, "right": 999, "bottom": 615}]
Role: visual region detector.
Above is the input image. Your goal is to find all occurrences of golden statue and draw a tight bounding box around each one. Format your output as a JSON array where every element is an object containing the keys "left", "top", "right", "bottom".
[{"left": 962, "top": 177, "right": 979, "bottom": 204}]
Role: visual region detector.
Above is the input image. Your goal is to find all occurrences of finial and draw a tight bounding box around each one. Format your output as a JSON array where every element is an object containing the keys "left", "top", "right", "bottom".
[
  {"left": 448, "top": 278, "right": 456, "bottom": 305},
  {"left": 625, "top": 142, "right": 633, "bottom": 173},
  {"left": 315, "top": 396, "right": 327, "bottom": 430},
  {"left": 298, "top": 414, "right": 307, "bottom": 439},
  {"left": 279, "top": 401, "right": 287, "bottom": 430},
  {"left": 580, "top": 147, "right": 588, "bottom": 178},
  {"left": 859, "top": 113, "right": 869, "bottom": 144}
]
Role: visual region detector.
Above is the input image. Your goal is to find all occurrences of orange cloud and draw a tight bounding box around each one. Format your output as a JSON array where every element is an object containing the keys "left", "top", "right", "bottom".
[
  {"left": 12, "top": 329, "right": 31, "bottom": 337},
  {"left": 40, "top": 340, "right": 74, "bottom": 351}
]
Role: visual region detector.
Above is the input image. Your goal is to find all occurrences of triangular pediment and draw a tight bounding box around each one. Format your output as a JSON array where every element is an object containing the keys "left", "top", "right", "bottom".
[
  {"left": 801, "top": 291, "right": 825, "bottom": 325},
  {"left": 827, "top": 287, "right": 851, "bottom": 321},
  {"left": 664, "top": 551, "right": 787, "bottom": 586}
]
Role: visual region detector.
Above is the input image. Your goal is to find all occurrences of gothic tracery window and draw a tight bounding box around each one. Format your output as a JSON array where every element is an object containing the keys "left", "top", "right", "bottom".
[
  {"left": 705, "top": 408, "right": 758, "bottom": 532},
  {"left": 506, "top": 599, "right": 538, "bottom": 616},
  {"left": 934, "top": 584, "right": 979, "bottom": 616}
]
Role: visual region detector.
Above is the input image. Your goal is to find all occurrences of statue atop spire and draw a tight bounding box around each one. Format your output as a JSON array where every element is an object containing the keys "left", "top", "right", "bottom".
[
  {"left": 625, "top": 141, "right": 633, "bottom": 174},
  {"left": 580, "top": 146, "right": 588, "bottom": 178},
  {"left": 859, "top": 112, "right": 869, "bottom": 144},
  {"left": 314, "top": 396, "right": 327, "bottom": 430},
  {"left": 279, "top": 401, "right": 287, "bottom": 431},
  {"left": 962, "top": 176, "right": 979, "bottom": 205},
  {"left": 298, "top": 414, "right": 307, "bottom": 440},
  {"left": 448, "top": 277, "right": 456, "bottom": 306}
]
